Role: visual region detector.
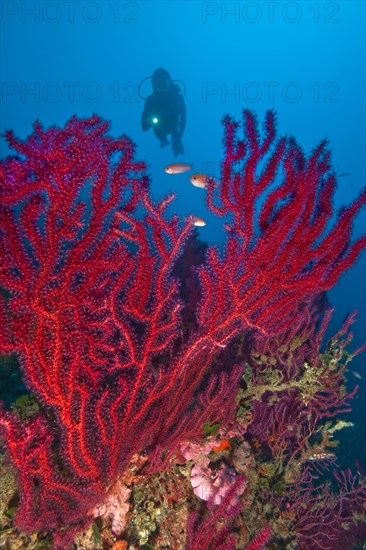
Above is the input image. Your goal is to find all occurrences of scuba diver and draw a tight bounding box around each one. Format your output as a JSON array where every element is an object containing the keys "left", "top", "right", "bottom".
[{"left": 141, "top": 68, "right": 186, "bottom": 157}]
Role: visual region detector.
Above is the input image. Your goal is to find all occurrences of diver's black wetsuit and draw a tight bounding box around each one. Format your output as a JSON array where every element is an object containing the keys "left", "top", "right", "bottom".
[{"left": 142, "top": 70, "right": 186, "bottom": 157}]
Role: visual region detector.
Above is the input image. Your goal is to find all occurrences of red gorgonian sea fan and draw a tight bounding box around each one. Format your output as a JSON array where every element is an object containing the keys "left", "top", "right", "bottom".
[{"left": 0, "top": 111, "right": 365, "bottom": 547}]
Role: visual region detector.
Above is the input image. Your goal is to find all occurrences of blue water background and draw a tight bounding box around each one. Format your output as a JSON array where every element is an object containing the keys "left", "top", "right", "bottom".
[{"left": 1, "top": 0, "right": 365, "bottom": 469}]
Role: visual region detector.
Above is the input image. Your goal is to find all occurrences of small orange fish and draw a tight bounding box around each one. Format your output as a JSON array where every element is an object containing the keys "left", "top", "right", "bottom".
[
  {"left": 191, "top": 216, "right": 206, "bottom": 227},
  {"left": 164, "top": 163, "right": 192, "bottom": 174},
  {"left": 212, "top": 440, "right": 231, "bottom": 452},
  {"left": 189, "top": 173, "right": 217, "bottom": 189}
]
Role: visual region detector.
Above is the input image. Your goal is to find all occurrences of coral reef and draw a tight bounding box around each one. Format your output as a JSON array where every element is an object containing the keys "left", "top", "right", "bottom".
[{"left": 0, "top": 110, "right": 365, "bottom": 548}]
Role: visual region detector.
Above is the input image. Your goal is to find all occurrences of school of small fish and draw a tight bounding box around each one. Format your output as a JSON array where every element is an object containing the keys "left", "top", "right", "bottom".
[{"left": 164, "top": 163, "right": 219, "bottom": 227}]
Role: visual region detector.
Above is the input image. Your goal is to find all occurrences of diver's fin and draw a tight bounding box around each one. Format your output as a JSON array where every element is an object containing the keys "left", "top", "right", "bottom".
[{"left": 172, "top": 137, "right": 185, "bottom": 157}]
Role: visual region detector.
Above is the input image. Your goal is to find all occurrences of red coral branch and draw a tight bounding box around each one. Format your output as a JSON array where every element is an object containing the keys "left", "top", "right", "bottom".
[
  {"left": 283, "top": 465, "right": 366, "bottom": 549},
  {"left": 206, "top": 111, "right": 366, "bottom": 335},
  {"left": 245, "top": 525, "right": 272, "bottom": 550}
]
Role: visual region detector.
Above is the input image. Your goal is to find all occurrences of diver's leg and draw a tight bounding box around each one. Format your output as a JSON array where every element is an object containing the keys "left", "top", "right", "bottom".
[
  {"left": 153, "top": 126, "right": 170, "bottom": 147},
  {"left": 171, "top": 131, "right": 184, "bottom": 157}
]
